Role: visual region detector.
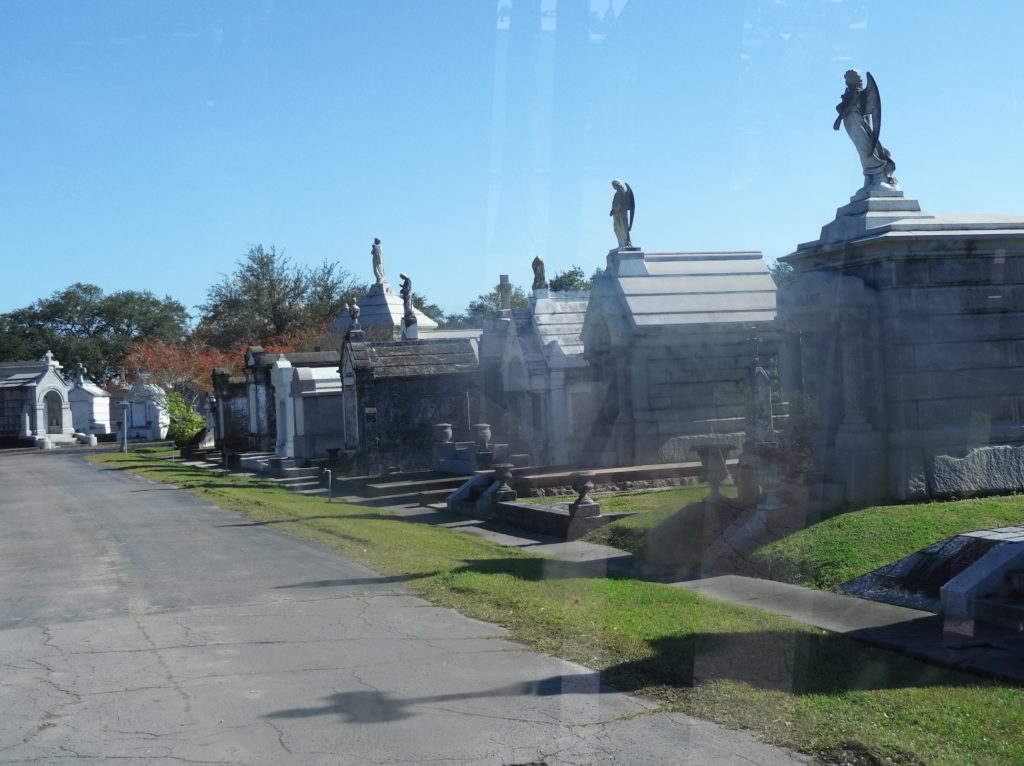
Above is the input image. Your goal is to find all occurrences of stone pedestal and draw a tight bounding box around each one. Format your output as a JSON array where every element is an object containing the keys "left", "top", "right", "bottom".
[{"left": 813, "top": 188, "right": 932, "bottom": 247}]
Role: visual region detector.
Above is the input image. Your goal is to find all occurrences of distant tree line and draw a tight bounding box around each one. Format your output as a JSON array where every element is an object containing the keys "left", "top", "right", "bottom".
[{"left": 0, "top": 245, "right": 604, "bottom": 409}]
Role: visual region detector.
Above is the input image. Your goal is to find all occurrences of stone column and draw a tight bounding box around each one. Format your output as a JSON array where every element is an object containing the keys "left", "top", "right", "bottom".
[
  {"left": 547, "top": 370, "right": 569, "bottom": 465},
  {"left": 270, "top": 355, "right": 294, "bottom": 458}
]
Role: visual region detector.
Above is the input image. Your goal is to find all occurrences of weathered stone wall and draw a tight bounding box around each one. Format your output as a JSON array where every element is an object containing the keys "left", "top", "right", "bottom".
[
  {"left": 0, "top": 388, "right": 31, "bottom": 438},
  {"left": 292, "top": 394, "right": 345, "bottom": 458},
  {"left": 372, "top": 377, "right": 478, "bottom": 470},
  {"left": 780, "top": 209, "right": 1024, "bottom": 504}
]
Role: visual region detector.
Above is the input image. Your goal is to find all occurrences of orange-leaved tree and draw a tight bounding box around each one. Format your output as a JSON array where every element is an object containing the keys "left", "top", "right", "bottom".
[{"left": 122, "top": 338, "right": 231, "bottom": 406}]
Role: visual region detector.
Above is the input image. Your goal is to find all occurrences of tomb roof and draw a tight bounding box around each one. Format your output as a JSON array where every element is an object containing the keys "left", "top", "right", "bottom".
[
  {"left": 596, "top": 249, "right": 776, "bottom": 327},
  {"left": 346, "top": 338, "right": 479, "bottom": 379}
]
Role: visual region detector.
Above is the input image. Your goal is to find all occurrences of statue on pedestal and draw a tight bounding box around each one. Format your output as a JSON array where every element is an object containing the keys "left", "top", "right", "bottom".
[
  {"left": 371, "top": 238, "right": 385, "bottom": 283},
  {"left": 833, "top": 70, "right": 897, "bottom": 190},
  {"left": 399, "top": 273, "right": 416, "bottom": 325},
  {"left": 531, "top": 256, "right": 547, "bottom": 290},
  {"left": 610, "top": 179, "right": 635, "bottom": 249}
]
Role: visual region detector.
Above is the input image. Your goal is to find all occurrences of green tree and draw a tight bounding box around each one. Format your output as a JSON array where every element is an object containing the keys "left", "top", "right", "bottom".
[
  {"left": 548, "top": 265, "right": 592, "bottom": 292},
  {"left": 412, "top": 294, "right": 445, "bottom": 322},
  {"left": 441, "top": 282, "right": 529, "bottom": 328},
  {"left": 305, "top": 260, "right": 367, "bottom": 327},
  {"left": 768, "top": 260, "right": 796, "bottom": 287},
  {"left": 197, "top": 245, "right": 364, "bottom": 349},
  {"left": 165, "top": 391, "right": 206, "bottom": 448},
  {"left": 0, "top": 283, "right": 188, "bottom": 381}
]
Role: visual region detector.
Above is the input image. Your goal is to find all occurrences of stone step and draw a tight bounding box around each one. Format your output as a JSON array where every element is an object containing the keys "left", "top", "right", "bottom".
[
  {"left": 361, "top": 475, "right": 469, "bottom": 497},
  {"left": 415, "top": 488, "right": 457, "bottom": 506},
  {"left": 277, "top": 479, "right": 323, "bottom": 490}
]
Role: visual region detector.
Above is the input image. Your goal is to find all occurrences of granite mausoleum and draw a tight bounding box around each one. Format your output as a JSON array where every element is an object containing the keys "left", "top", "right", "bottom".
[
  {"left": 478, "top": 275, "right": 594, "bottom": 467},
  {"left": 777, "top": 69, "right": 1024, "bottom": 506},
  {"left": 0, "top": 352, "right": 75, "bottom": 447},
  {"left": 580, "top": 248, "right": 780, "bottom": 466},
  {"left": 779, "top": 189, "right": 1024, "bottom": 505}
]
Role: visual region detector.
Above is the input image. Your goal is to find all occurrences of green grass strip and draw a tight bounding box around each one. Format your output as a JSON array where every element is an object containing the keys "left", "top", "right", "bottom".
[
  {"left": 753, "top": 496, "right": 1024, "bottom": 590},
  {"left": 90, "top": 449, "right": 1024, "bottom": 766}
]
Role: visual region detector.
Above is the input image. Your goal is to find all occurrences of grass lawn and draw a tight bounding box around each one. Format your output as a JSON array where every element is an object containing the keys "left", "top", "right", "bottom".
[
  {"left": 546, "top": 483, "right": 1024, "bottom": 594},
  {"left": 531, "top": 483, "right": 735, "bottom": 553},
  {"left": 90, "top": 448, "right": 1024, "bottom": 766},
  {"left": 752, "top": 495, "right": 1024, "bottom": 590}
]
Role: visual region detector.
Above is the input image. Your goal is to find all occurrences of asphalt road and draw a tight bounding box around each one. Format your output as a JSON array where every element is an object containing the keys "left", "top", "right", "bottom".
[{"left": 0, "top": 449, "right": 811, "bottom": 765}]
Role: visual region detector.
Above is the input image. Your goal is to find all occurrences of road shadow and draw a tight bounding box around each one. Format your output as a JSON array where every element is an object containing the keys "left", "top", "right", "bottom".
[
  {"left": 263, "top": 673, "right": 609, "bottom": 724},
  {"left": 272, "top": 573, "right": 432, "bottom": 589},
  {"left": 262, "top": 624, "right": 978, "bottom": 726}
]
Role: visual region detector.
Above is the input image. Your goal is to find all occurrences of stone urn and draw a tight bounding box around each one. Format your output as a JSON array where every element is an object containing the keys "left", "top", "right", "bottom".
[
  {"left": 692, "top": 442, "right": 736, "bottom": 499},
  {"left": 493, "top": 463, "right": 514, "bottom": 493},
  {"left": 434, "top": 423, "right": 453, "bottom": 444},
  {"left": 568, "top": 472, "right": 600, "bottom": 518},
  {"left": 472, "top": 423, "right": 492, "bottom": 449},
  {"left": 570, "top": 472, "right": 596, "bottom": 505}
]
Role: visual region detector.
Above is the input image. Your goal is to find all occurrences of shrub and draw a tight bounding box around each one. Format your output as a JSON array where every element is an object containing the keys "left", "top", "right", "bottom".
[{"left": 166, "top": 391, "right": 205, "bottom": 448}]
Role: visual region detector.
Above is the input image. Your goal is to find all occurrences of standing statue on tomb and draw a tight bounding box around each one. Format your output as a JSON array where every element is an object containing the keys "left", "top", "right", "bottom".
[
  {"left": 610, "top": 179, "right": 635, "bottom": 249},
  {"left": 371, "top": 237, "right": 385, "bottom": 283},
  {"left": 531, "top": 256, "right": 548, "bottom": 290},
  {"left": 349, "top": 301, "right": 361, "bottom": 328},
  {"left": 833, "top": 70, "right": 897, "bottom": 189},
  {"left": 399, "top": 272, "right": 416, "bottom": 325}
]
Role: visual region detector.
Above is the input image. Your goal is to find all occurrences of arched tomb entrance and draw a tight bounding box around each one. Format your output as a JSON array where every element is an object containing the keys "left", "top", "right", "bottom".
[{"left": 45, "top": 390, "right": 65, "bottom": 434}]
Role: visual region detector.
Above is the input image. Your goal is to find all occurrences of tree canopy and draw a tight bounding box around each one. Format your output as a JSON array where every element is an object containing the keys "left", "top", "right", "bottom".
[
  {"left": 195, "top": 245, "right": 364, "bottom": 351},
  {"left": 548, "top": 265, "right": 596, "bottom": 292},
  {"left": 768, "top": 261, "right": 796, "bottom": 287},
  {"left": 0, "top": 283, "right": 188, "bottom": 382},
  {"left": 440, "top": 282, "right": 529, "bottom": 328}
]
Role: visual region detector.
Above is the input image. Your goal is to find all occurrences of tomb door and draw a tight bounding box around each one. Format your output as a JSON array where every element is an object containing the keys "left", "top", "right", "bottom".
[{"left": 44, "top": 391, "right": 64, "bottom": 435}]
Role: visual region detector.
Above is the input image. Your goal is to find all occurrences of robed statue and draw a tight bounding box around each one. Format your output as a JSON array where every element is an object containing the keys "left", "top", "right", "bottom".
[
  {"left": 531, "top": 256, "right": 547, "bottom": 290},
  {"left": 399, "top": 272, "right": 416, "bottom": 325},
  {"left": 610, "top": 179, "right": 635, "bottom": 248},
  {"left": 834, "top": 70, "right": 897, "bottom": 189},
  {"left": 371, "top": 237, "right": 385, "bottom": 283}
]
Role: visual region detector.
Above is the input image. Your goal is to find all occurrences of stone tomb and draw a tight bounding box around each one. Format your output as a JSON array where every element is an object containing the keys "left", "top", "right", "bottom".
[
  {"left": 270, "top": 354, "right": 345, "bottom": 461},
  {"left": 580, "top": 248, "right": 779, "bottom": 466},
  {"left": 68, "top": 362, "right": 111, "bottom": 436},
  {"left": 340, "top": 329, "right": 481, "bottom": 473},
  {"left": 211, "top": 368, "right": 249, "bottom": 453},
  {"left": 240, "top": 346, "right": 340, "bottom": 453},
  {"left": 0, "top": 352, "right": 75, "bottom": 446},
  {"left": 479, "top": 286, "right": 595, "bottom": 466},
  {"left": 778, "top": 187, "right": 1024, "bottom": 504}
]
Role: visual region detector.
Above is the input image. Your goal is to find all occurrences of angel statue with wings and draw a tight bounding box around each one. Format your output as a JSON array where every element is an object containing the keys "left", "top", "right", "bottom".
[
  {"left": 833, "top": 70, "right": 897, "bottom": 190},
  {"left": 610, "top": 179, "right": 636, "bottom": 249}
]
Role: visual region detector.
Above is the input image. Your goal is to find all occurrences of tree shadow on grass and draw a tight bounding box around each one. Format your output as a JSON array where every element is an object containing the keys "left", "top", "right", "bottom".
[
  {"left": 448, "top": 556, "right": 610, "bottom": 581},
  {"left": 603, "top": 629, "right": 985, "bottom": 696},
  {"left": 216, "top": 512, "right": 392, "bottom": 528},
  {"left": 262, "top": 626, "right": 979, "bottom": 727}
]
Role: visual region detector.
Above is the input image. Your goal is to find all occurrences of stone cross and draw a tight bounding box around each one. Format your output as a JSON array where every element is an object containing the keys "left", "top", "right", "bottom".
[{"left": 499, "top": 275, "right": 511, "bottom": 312}]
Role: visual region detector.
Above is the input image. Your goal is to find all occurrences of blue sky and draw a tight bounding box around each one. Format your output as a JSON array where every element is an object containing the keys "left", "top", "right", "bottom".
[{"left": 2, "top": 0, "right": 1022, "bottom": 319}]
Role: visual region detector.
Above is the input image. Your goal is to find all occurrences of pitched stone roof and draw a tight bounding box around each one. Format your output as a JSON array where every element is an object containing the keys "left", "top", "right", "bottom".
[
  {"left": 348, "top": 338, "right": 479, "bottom": 379},
  {"left": 283, "top": 350, "right": 340, "bottom": 366},
  {"left": 506, "top": 291, "right": 590, "bottom": 371},
  {"left": 596, "top": 250, "right": 776, "bottom": 327},
  {"left": 328, "top": 281, "right": 439, "bottom": 333}
]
